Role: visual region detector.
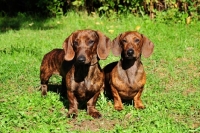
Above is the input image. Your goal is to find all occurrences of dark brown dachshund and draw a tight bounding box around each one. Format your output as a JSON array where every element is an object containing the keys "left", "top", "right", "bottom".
[
  {"left": 62, "top": 29, "right": 111, "bottom": 118},
  {"left": 104, "top": 31, "right": 154, "bottom": 111},
  {"left": 40, "top": 49, "right": 72, "bottom": 96}
]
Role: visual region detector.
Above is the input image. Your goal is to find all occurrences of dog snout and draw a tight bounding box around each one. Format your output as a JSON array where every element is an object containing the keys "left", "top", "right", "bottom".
[
  {"left": 77, "top": 55, "right": 86, "bottom": 64},
  {"left": 127, "top": 49, "right": 134, "bottom": 56}
]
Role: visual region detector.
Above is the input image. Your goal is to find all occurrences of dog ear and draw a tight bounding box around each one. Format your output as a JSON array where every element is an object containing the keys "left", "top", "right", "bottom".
[
  {"left": 96, "top": 31, "right": 111, "bottom": 60},
  {"left": 112, "top": 34, "right": 122, "bottom": 56},
  {"left": 142, "top": 35, "right": 154, "bottom": 58},
  {"left": 62, "top": 33, "right": 75, "bottom": 61}
]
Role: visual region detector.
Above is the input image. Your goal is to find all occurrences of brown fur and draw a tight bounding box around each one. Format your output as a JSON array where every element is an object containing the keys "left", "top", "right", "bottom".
[
  {"left": 62, "top": 29, "right": 111, "bottom": 118},
  {"left": 104, "top": 31, "right": 154, "bottom": 111},
  {"left": 40, "top": 49, "right": 73, "bottom": 96}
]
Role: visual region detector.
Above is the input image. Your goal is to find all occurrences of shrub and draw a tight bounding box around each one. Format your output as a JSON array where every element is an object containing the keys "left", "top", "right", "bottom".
[{"left": 0, "top": 0, "right": 199, "bottom": 23}]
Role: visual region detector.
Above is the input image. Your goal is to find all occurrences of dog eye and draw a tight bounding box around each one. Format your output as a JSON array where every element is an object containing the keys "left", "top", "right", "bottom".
[
  {"left": 135, "top": 39, "right": 140, "bottom": 43},
  {"left": 122, "top": 40, "right": 127, "bottom": 43},
  {"left": 88, "top": 40, "right": 95, "bottom": 45},
  {"left": 73, "top": 41, "right": 78, "bottom": 46}
]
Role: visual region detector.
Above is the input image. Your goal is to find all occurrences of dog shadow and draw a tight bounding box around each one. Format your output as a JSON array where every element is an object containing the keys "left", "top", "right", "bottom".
[
  {"left": 47, "top": 84, "right": 87, "bottom": 110},
  {"left": 45, "top": 84, "right": 133, "bottom": 112},
  {"left": 105, "top": 91, "right": 133, "bottom": 106},
  {"left": 46, "top": 84, "right": 68, "bottom": 109}
]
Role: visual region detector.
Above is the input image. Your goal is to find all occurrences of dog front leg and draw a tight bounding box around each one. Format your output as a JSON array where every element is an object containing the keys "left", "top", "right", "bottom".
[
  {"left": 87, "top": 91, "right": 101, "bottom": 118},
  {"left": 111, "top": 85, "right": 123, "bottom": 111},
  {"left": 134, "top": 87, "right": 145, "bottom": 109},
  {"left": 67, "top": 90, "right": 78, "bottom": 118}
]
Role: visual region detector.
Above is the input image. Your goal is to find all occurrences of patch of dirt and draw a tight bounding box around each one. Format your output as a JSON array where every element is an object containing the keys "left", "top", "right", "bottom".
[
  {"left": 67, "top": 112, "right": 139, "bottom": 132},
  {"left": 192, "top": 122, "right": 200, "bottom": 129},
  {"left": 170, "top": 108, "right": 200, "bottom": 131},
  {"left": 182, "top": 88, "right": 197, "bottom": 96},
  {"left": 67, "top": 118, "right": 118, "bottom": 131}
]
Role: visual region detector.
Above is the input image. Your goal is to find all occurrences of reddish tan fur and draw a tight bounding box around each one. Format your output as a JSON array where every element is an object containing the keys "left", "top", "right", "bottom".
[
  {"left": 40, "top": 49, "right": 73, "bottom": 96},
  {"left": 63, "top": 29, "right": 111, "bottom": 118},
  {"left": 104, "top": 31, "right": 154, "bottom": 111}
]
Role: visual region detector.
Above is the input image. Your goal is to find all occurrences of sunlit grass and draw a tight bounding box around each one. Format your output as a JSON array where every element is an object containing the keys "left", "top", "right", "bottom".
[{"left": 0, "top": 12, "right": 199, "bottom": 132}]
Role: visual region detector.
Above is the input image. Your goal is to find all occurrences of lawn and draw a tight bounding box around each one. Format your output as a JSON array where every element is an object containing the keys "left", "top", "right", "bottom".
[{"left": 0, "top": 12, "right": 199, "bottom": 132}]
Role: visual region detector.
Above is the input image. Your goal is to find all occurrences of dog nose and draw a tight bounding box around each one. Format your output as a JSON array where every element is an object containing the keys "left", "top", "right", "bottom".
[
  {"left": 77, "top": 55, "right": 86, "bottom": 63},
  {"left": 127, "top": 49, "right": 134, "bottom": 56}
]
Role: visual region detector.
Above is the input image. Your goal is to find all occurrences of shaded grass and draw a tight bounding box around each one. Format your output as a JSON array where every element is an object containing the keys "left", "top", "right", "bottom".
[{"left": 0, "top": 12, "right": 200, "bottom": 132}]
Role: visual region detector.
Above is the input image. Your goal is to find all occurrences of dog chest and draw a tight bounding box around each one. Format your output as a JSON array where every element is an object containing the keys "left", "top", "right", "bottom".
[
  {"left": 111, "top": 63, "right": 145, "bottom": 98},
  {"left": 73, "top": 80, "right": 103, "bottom": 100}
]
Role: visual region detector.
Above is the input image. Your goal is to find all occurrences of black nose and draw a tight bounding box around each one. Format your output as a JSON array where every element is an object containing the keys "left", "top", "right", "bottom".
[
  {"left": 77, "top": 55, "right": 86, "bottom": 63},
  {"left": 127, "top": 49, "right": 134, "bottom": 56}
]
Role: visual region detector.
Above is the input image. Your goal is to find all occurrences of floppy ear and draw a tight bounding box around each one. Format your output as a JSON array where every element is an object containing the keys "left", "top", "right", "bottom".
[
  {"left": 62, "top": 33, "right": 75, "bottom": 61},
  {"left": 96, "top": 31, "right": 111, "bottom": 60},
  {"left": 142, "top": 35, "right": 154, "bottom": 58},
  {"left": 112, "top": 34, "right": 122, "bottom": 56}
]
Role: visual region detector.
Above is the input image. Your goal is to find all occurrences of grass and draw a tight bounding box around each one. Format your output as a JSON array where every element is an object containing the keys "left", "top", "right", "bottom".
[{"left": 0, "top": 12, "right": 200, "bottom": 132}]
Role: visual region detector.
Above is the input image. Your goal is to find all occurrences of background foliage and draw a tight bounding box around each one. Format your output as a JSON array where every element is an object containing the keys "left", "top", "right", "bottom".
[{"left": 0, "top": 0, "right": 199, "bottom": 23}]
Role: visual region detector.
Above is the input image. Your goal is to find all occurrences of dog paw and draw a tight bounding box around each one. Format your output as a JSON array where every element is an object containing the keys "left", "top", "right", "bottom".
[
  {"left": 67, "top": 113, "right": 78, "bottom": 118},
  {"left": 89, "top": 111, "right": 102, "bottom": 119},
  {"left": 41, "top": 85, "right": 47, "bottom": 96},
  {"left": 67, "top": 109, "right": 78, "bottom": 118},
  {"left": 134, "top": 100, "right": 145, "bottom": 109},
  {"left": 134, "top": 104, "right": 145, "bottom": 109},
  {"left": 114, "top": 106, "right": 123, "bottom": 111}
]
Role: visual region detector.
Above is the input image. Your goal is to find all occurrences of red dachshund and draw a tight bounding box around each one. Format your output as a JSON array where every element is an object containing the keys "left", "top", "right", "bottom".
[
  {"left": 104, "top": 31, "right": 154, "bottom": 111},
  {"left": 62, "top": 29, "right": 111, "bottom": 118}
]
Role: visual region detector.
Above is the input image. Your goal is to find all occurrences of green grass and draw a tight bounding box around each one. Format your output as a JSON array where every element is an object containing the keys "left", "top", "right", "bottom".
[{"left": 0, "top": 12, "right": 200, "bottom": 132}]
